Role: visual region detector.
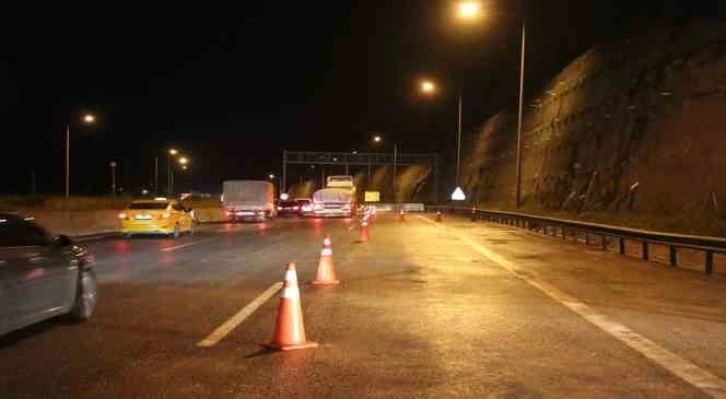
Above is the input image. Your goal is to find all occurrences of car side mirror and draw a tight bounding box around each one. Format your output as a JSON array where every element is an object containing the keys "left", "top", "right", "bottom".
[{"left": 54, "top": 234, "right": 72, "bottom": 247}]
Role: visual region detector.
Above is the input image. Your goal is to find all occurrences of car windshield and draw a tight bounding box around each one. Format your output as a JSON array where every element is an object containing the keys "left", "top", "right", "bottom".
[{"left": 128, "top": 202, "right": 169, "bottom": 210}]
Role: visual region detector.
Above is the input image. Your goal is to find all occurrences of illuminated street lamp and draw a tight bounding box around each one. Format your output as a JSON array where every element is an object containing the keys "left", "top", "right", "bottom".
[
  {"left": 419, "top": 81, "right": 465, "bottom": 201},
  {"left": 457, "top": 1, "right": 483, "bottom": 20},
  {"left": 178, "top": 157, "right": 189, "bottom": 166},
  {"left": 167, "top": 148, "right": 183, "bottom": 196},
  {"left": 268, "top": 174, "right": 275, "bottom": 180},
  {"left": 455, "top": 0, "right": 526, "bottom": 208},
  {"left": 420, "top": 80, "right": 436, "bottom": 94},
  {"left": 371, "top": 134, "right": 399, "bottom": 204},
  {"left": 65, "top": 113, "right": 96, "bottom": 198}
]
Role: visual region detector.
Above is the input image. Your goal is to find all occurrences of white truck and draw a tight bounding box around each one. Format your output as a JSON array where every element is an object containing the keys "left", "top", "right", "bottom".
[
  {"left": 222, "top": 180, "right": 277, "bottom": 222},
  {"left": 311, "top": 175, "right": 357, "bottom": 218}
]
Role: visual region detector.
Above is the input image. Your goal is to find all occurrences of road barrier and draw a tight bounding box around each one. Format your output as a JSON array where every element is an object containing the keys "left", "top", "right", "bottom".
[
  {"left": 262, "top": 262, "right": 318, "bottom": 351},
  {"left": 369, "top": 203, "right": 425, "bottom": 212},
  {"left": 430, "top": 206, "right": 726, "bottom": 275},
  {"left": 312, "top": 235, "right": 340, "bottom": 285}
]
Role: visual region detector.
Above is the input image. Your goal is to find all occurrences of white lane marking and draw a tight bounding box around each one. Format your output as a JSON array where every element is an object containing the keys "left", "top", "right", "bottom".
[
  {"left": 415, "top": 215, "right": 726, "bottom": 398},
  {"left": 197, "top": 282, "right": 283, "bottom": 348},
  {"left": 161, "top": 238, "right": 215, "bottom": 252}
]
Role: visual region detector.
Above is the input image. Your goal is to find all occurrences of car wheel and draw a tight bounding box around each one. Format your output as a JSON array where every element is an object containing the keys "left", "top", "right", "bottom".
[
  {"left": 171, "top": 224, "right": 180, "bottom": 239},
  {"left": 69, "top": 269, "right": 97, "bottom": 322}
]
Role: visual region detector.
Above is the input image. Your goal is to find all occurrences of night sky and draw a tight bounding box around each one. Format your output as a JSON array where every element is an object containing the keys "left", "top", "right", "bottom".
[{"left": 0, "top": 1, "right": 720, "bottom": 195}]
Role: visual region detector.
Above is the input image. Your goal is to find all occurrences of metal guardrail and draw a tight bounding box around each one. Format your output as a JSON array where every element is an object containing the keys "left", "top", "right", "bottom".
[
  {"left": 371, "top": 203, "right": 426, "bottom": 212},
  {"left": 429, "top": 206, "right": 726, "bottom": 275}
]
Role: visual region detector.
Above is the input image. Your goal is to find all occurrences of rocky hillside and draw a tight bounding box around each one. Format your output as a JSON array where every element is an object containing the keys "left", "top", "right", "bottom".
[{"left": 461, "top": 20, "right": 726, "bottom": 235}]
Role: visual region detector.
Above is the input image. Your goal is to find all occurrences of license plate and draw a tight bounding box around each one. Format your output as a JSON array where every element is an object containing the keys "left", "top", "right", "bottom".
[{"left": 134, "top": 214, "right": 152, "bottom": 220}]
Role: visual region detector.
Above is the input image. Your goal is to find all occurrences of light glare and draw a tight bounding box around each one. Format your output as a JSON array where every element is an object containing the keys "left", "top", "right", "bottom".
[
  {"left": 458, "top": 1, "right": 482, "bottom": 19},
  {"left": 421, "top": 80, "right": 436, "bottom": 94}
]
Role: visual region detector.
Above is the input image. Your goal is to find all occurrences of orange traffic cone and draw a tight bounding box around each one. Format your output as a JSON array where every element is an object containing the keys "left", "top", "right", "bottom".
[
  {"left": 357, "top": 220, "right": 370, "bottom": 243},
  {"left": 435, "top": 211, "right": 443, "bottom": 222},
  {"left": 262, "top": 263, "right": 318, "bottom": 351},
  {"left": 312, "top": 235, "right": 340, "bottom": 285},
  {"left": 398, "top": 209, "right": 405, "bottom": 222}
]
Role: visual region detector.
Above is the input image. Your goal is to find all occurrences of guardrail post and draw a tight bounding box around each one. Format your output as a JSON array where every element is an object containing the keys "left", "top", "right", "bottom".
[
  {"left": 618, "top": 237, "right": 625, "bottom": 255},
  {"left": 561, "top": 227, "right": 567, "bottom": 240},
  {"left": 642, "top": 241, "right": 650, "bottom": 261},
  {"left": 669, "top": 246, "right": 677, "bottom": 267},
  {"left": 585, "top": 233, "right": 590, "bottom": 245},
  {"left": 601, "top": 235, "right": 607, "bottom": 250},
  {"left": 705, "top": 251, "right": 714, "bottom": 275}
]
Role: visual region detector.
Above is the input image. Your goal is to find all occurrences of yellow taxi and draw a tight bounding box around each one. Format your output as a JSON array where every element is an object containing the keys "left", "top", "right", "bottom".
[{"left": 118, "top": 198, "right": 195, "bottom": 238}]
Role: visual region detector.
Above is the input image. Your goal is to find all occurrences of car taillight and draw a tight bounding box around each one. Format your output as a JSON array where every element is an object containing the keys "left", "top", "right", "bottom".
[
  {"left": 118, "top": 212, "right": 127, "bottom": 219},
  {"left": 293, "top": 206, "right": 299, "bottom": 210}
]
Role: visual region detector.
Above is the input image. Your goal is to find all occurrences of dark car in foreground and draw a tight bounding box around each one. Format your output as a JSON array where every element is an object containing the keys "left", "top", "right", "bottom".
[{"left": 0, "top": 212, "right": 97, "bottom": 336}]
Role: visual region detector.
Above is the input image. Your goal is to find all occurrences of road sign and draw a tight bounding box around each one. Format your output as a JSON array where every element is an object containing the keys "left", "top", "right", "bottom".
[
  {"left": 364, "top": 191, "right": 380, "bottom": 202},
  {"left": 451, "top": 187, "right": 466, "bottom": 201}
]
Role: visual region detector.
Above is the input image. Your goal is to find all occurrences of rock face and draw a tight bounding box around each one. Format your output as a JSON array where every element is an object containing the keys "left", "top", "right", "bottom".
[{"left": 461, "top": 20, "right": 726, "bottom": 234}]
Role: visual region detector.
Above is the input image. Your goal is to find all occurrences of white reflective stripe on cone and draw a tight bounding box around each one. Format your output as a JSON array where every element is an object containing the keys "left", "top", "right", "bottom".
[
  {"left": 281, "top": 286, "right": 300, "bottom": 299},
  {"left": 321, "top": 248, "right": 333, "bottom": 256},
  {"left": 285, "top": 269, "right": 298, "bottom": 284}
]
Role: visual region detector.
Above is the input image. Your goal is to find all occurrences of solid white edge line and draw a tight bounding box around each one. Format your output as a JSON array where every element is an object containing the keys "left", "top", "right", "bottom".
[
  {"left": 197, "top": 282, "right": 284, "bottom": 348},
  {"left": 415, "top": 214, "right": 726, "bottom": 398},
  {"left": 161, "top": 238, "right": 215, "bottom": 252}
]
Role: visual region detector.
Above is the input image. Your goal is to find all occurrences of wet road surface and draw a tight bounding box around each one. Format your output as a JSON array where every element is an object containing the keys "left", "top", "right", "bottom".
[{"left": 1, "top": 214, "right": 725, "bottom": 398}]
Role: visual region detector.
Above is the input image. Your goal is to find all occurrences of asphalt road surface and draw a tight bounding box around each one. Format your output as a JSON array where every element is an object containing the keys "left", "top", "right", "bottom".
[{"left": 1, "top": 214, "right": 725, "bottom": 398}]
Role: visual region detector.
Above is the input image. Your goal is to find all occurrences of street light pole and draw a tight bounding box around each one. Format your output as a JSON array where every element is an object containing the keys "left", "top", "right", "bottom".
[
  {"left": 65, "top": 123, "right": 70, "bottom": 198},
  {"left": 154, "top": 156, "right": 159, "bottom": 195},
  {"left": 456, "top": 94, "right": 463, "bottom": 187},
  {"left": 110, "top": 161, "right": 117, "bottom": 196},
  {"left": 64, "top": 114, "right": 96, "bottom": 198},
  {"left": 393, "top": 142, "right": 398, "bottom": 203},
  {"left": 515, "top": 20, "right": 526, "bottom": 209}
]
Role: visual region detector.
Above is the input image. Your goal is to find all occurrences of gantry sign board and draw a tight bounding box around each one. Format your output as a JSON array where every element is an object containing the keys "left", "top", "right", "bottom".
[
  {"left": 281, "top": 150, "right": 440, "bottom": 198},
  {"left": 364, "top": 191, "right": 380, "bottom": 202}
]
